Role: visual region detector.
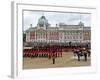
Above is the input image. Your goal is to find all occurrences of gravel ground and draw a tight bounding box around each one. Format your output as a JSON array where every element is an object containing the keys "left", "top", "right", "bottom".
[{"left": 23, "top": 51, "right": 91, "bottom": 69}]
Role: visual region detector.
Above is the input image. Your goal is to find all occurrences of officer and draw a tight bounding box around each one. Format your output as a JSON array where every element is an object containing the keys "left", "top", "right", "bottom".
[{"left": 52, "top": 50, "right": 56, "bottom": 64}]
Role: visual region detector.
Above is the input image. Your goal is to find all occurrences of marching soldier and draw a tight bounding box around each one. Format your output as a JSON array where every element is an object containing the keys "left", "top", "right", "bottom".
[
  {"left": 52, "top": 50, "right": 56, "bottom": 64},
  {"left": 83, "top": 48, "right": 88, "bottom": 61}
]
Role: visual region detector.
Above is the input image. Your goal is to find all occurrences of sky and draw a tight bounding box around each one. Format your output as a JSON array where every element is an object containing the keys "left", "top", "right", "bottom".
[{"left": 23, "top": 10, "right": 91, "bottom": 31}]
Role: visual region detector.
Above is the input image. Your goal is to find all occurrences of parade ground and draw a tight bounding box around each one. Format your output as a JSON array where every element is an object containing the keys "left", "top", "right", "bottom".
[{"left": 23, "top": 51, "right": 91, "bottom": 69}]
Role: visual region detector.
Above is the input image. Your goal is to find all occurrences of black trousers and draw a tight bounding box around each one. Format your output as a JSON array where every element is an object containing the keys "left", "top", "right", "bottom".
[
  {"left": 78, "top": 55, "right": 80, "bottom": 61},
  {"left": 84, "top": 55, "right": 87, "bottom": 61},
  {"left": 53, "top": 58, "right": 55, "bottom": 64}
]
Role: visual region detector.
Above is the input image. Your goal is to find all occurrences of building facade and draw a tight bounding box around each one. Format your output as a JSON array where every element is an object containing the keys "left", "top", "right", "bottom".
[{"left": 25, "top": 16, "right": 91, "bottom": 43}]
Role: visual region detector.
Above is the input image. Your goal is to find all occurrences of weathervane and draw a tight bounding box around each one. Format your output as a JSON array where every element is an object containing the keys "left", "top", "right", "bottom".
[{"left": 80, "top": 13, "right": 82, "bottom": 22}]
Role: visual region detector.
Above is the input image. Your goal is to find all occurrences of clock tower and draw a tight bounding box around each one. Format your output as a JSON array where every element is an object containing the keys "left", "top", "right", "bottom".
[{"left": 37, "top": 15, "right": 49, "bottom": 30}]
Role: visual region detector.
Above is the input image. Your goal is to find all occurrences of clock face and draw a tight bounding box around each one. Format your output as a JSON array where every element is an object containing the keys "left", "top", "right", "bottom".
[{"left": 40, "top": 24, "right": 44, "bottom": 27}]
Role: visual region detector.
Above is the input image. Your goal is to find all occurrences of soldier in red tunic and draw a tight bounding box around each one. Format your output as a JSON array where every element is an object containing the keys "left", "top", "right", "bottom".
[{"left": 52, "top": 50, "right": 56, "bottom": 64}]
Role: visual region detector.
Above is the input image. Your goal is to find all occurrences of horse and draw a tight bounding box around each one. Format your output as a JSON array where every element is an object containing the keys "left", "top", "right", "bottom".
[{"left": 73, "top": 48, "right": 90, "bottom": 61}]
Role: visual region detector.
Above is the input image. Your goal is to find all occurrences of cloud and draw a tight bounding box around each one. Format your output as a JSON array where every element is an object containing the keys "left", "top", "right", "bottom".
[
  {"left": 23, "top": 11, "right": 91, "bottom": 30},
  {"left": 67, "top": 14, "right": 80, "bottom": 21}
]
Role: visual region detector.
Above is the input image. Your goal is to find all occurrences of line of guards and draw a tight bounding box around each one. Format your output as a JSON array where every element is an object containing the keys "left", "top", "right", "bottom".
[
  {"left": 23, "top": 47, "right": 62, "bottom": 58},
  {"left": 23, "top": 47, "right": 91, "bottom": 64}
]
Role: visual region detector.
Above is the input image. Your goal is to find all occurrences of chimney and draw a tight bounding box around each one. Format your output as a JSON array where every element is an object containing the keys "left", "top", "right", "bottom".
[
  {"left": 56, "top": 24, "right": 57, "bottom": 27},
  {"left": 30, "top": 24, "right": 32, "bottom": 27}
]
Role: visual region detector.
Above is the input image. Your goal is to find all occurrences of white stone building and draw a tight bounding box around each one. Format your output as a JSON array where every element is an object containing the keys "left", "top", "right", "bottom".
[{"left": 25, "top": 15, "right": 91, "bottom": 43}]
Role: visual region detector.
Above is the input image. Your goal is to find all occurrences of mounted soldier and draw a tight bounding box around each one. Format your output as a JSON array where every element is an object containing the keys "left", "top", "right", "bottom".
[{"left": 75, "top": 49, "right": 81, "bottom": 61}]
